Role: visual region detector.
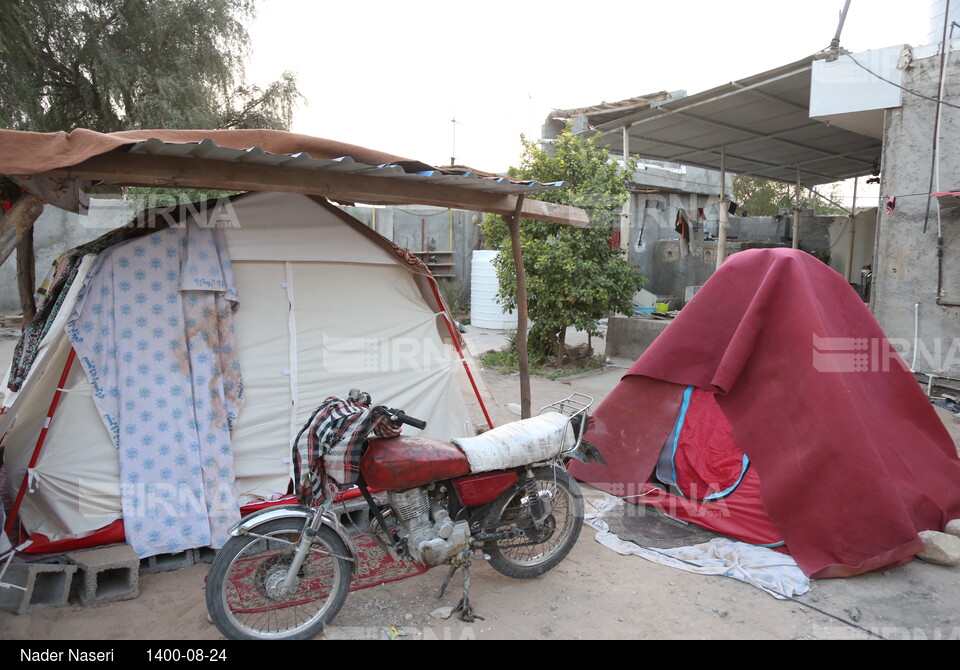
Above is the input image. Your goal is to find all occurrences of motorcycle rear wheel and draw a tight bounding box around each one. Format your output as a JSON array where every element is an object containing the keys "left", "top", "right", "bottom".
[
  {"left": 205, "top": 518, "right": 352, "bottom": 640},
  {"left": 481, "top": 465, "right": 584, "bottom": 579}
]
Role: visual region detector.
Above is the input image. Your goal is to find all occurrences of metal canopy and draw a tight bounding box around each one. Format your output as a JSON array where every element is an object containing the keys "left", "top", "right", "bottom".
[{"left": 590, "top": 54, "right": 883, "bottom": 187}]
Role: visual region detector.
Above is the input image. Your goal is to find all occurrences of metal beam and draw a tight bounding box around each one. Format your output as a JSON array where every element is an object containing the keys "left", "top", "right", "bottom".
[
  {"left": 620, "top": 107, "right": 878, "bottom": 171},
  {"left": 598, "top": 133, "right": 844, "bottom": 184},
  {"left": 729, "top": 81, "right": 810, "bottom": 112},
  {"left": 591, "top": 64, "right": 814, "bottom": 134}
]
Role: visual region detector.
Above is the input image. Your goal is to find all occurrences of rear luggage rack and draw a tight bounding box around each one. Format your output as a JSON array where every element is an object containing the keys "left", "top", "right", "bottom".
[{"left": 539, "top": 393, "right": 593, "bottom": 457}]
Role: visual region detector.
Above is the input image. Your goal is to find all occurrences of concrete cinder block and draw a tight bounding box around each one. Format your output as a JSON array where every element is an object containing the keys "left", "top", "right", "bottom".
[
  {"left": 139, "top": 550, "right": 195, "bottom": 575},
  {"left": 191, "top": 547, "right": 217, "bottom": 565},
  {"left": 333, "top": 496, "right": 377, "bottom": 536},
  {"left": 66, "top": 545, "right": 140, "bottom": 605},
  {"left": 0, "top": 560, "right": 78, "bottom": 614}
]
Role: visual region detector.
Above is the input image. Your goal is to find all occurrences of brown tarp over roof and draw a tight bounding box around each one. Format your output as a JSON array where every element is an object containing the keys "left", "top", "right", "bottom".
[
  {"left": 0, "top": 128, "right": 589, "bottom": 225},
  {"left": 0, "top": 128, "right": 433, "bottom": 176}
]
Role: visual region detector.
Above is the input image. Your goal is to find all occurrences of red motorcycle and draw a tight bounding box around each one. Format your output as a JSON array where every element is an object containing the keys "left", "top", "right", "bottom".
[{"left": 204, "top": 391, "right": 603, "bottom": 640}]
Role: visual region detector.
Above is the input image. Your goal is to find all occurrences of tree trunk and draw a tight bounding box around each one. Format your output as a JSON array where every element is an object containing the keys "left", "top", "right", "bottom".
[
  {"left": 17, "top": 225, "right": 36, "bottom": 323},
  {"left": 0, "top": 193, "right": 45, "bottom": 269},
  {"left": 557, "top": 327, "right": 566, "bottom": 367}
]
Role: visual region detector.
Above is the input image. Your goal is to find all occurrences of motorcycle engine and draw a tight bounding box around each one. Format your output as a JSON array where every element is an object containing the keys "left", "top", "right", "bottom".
[{"left": 387, "top": 487, "right": 470, "bottom": 567}]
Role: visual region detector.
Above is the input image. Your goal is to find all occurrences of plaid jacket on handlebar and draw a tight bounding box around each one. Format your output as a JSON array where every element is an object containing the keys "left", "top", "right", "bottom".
[{"left": 293, "top": 397, "right": 400, "bottom": 506}]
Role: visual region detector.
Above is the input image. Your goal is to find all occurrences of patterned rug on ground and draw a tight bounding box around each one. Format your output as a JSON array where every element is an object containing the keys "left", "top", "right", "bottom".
[
  {"left": 225, "top": 534, "right": 428, "bottom": 614},
  {"left": 350, "top": 535, "right": 429, "bottom": 591}
]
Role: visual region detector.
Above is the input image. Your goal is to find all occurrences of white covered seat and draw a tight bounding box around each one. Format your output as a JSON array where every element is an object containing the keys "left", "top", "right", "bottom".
[{"left": 452, "top": 413, "right": 575, "bottom": 474}]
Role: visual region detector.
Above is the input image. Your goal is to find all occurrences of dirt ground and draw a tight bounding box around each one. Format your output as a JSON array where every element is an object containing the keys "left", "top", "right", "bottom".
[{"left": 1, "top": 325, "right": 960, "bottom": 641}]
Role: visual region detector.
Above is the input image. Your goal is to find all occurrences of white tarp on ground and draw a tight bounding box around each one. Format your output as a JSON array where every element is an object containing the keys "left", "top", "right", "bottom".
[
  {"left": 586, "top": 495, "right": 809, "bottom": 599},
  {"left": 1, "top": 192, "right": 476, "bottom": 546}
]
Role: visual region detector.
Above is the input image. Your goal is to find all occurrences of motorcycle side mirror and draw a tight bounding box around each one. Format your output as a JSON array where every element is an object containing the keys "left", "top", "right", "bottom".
[{"left": 348, "top": 389, "right": 372, "bottom": 406}]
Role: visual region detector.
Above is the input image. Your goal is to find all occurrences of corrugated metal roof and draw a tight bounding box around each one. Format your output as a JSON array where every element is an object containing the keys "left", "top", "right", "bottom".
[
  {"left": 548, "top": 91, "right": 673, "bottom": 127},
  {"left": 127, "top": 137, "right": 566, "bottom": 195},
  {"left": 588, "top": 54, "right": 884, "bottom": 186}
]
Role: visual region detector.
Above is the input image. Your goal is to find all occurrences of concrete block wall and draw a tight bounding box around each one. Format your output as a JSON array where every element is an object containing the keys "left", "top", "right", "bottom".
[
  {"left": 628, "top": 190, "right": 836, "bottom": 300},
  {"left": 0, "top": 198, "right": 139, "bottom": 315},
  {"left": 604, "top": 316, "right": 671, "bottom": 360},
  {"left": 340, "top": 205, "right": 483, "bottom": 313},
  {"left": 872, "top": 44, "right": 960, "bottom": 378}
]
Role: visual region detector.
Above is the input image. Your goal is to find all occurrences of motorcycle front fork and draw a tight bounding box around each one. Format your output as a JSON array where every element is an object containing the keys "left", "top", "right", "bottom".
[{"left": 279, "top": 504, "right": 330, "bottom": 596}]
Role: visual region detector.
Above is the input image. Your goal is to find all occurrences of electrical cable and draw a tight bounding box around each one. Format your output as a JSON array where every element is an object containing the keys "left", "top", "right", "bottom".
[
  {"left": 923, "top": 2, "right": 953, "bottom": 235},
  {"left": 829, "top": 218, "right": 850, "bottom": 251},
  {"left": 640, "top": 545, "right": 889, "bottom": 640},
  {"left": 840, "top": 52, "right": 960, "bottom": 111}
]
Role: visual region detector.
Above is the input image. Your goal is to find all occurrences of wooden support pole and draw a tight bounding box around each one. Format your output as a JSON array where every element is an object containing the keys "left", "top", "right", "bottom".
[
  {"left": 0, "top": 193, "right": 44, "bottom": 269},
  {"left": 16, "top": 223, "right": 36, "bottom": 323},
  {"left": 506, "top": 195, "right": 532, "bottom": 419}
]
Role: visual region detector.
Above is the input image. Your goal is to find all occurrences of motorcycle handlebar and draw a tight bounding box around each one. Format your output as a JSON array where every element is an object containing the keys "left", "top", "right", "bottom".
[{"left": 386, "top": 408, "right": 427, "bottom": 431}]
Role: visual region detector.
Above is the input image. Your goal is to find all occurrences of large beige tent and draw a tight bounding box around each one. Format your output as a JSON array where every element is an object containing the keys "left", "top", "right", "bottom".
[
  {"left": 0, "top": 128, "right": 589, "bottom": 556},
  {"left": 1, "top": 191, "right": 489, "bottom": 547}
]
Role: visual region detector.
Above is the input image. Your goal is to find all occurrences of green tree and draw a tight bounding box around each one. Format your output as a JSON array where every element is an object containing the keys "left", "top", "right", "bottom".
[
  {"left": 0, "top": 0, "right": 300, "bottom": 132},
  {"left": 482, "top": 129, "right": 645, "bottom": 365},
  {"left": 733, "top": 175, "right": 849, "bottom": 217},
  {"left": 732, "top": 176, "right": 797, "bottom": 217}
]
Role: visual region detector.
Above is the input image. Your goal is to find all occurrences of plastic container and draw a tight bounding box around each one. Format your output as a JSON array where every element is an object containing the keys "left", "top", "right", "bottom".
[{"left": 470, "top": 250, "right": 519, "bottom": 329}]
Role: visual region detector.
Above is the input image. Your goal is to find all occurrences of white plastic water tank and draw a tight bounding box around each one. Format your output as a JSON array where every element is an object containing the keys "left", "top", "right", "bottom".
[
  {"left": 929, "top": 0, "right": 960, "bottom": 43},
  {"left": 470, "top": 250, "right": 518, "bottom": 329}
]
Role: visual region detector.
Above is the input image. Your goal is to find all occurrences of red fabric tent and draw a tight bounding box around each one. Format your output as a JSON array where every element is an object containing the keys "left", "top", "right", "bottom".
[{"left": 571, "top": 248, "right": 960, "bottom": 578}]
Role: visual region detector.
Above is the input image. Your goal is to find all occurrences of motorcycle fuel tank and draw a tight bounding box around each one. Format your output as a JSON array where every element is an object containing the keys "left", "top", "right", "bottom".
[{"left": 360, "top": 437, "right": 471, "bottom": 490}]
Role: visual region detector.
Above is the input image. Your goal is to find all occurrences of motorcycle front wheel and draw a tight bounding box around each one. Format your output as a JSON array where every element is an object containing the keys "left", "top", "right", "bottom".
[
  {"left": 205, "top": 518, "right": 352, "bottom": 640},
  {"left": 481, "top": 465, "right": 584, "bottom": 579}
]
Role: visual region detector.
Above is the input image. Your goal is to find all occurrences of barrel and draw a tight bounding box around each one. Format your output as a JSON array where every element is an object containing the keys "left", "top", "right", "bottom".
[{"left": 470, "top": 250, "right": 519, "bottom": 329}]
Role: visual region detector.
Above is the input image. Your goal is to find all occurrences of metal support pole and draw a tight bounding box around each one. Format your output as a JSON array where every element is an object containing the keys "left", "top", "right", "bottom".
[
  {"left": 845, "top": 177, "right": 859, "bottom": 283},
  {"left": 622, "top": 125, "right": 632, "bottom": 251},
  {"left": 792, "top": 165, "right": 802, "bottom": 250},
  {"left": 716, "top": 147, "right": 729, "bottom": 268},
  {"left": 622, "top": 126, "right": 630, "bottom": 164}
]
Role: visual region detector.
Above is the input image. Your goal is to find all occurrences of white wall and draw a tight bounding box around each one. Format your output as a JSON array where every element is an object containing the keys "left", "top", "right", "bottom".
[{"left": 0, "top": 198, "right": 140, "bottom": 315}]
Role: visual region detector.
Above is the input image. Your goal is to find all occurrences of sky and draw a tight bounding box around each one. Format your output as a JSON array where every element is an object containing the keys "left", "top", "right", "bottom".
[{"left": 244, "top": 0, "right": 936, "bottom": 187}]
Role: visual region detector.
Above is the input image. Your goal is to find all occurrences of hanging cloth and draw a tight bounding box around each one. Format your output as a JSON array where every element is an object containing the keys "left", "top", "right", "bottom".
[
  {"left": 66, "top": 222, "right": 243, "bottom": 559},
  {"left": 675, "top": 209, "right": 691, "bottom": 258}
]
